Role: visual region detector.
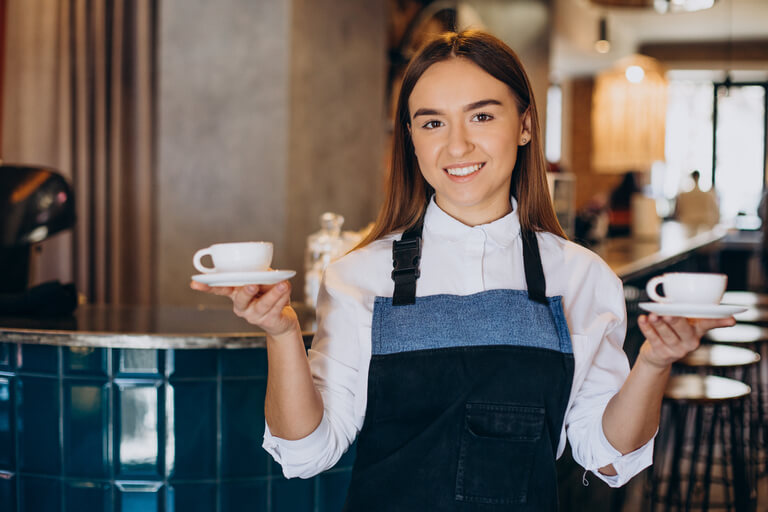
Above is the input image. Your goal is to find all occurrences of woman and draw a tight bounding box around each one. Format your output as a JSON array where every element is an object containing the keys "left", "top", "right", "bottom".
[{"left": 191, "top": 30, "right": 734, "bottom": 510}]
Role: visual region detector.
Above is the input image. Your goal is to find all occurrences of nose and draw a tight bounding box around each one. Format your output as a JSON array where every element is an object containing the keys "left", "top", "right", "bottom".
[{"left": 446, "top": 123, "right": 473, "bottom": 158}]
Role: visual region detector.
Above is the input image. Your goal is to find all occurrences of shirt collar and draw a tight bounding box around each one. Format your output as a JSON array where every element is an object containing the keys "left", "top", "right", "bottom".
[{"left": 423, "top": 195, "right": 522, "bottom": 248}]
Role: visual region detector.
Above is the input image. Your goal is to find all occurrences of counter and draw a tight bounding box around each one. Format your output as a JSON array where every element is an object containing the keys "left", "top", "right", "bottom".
[
  {"left": 0, "top": 223, "right": 729, "bottom": 512},
  {"left": 0, "top": 304, "right": 316, "bottom": 349},
  {"left": 595, "top": 221, "right": 727, "bottom": 281},
  {"left": 0, "top": 305, "right": 352, "bottom": 512}
]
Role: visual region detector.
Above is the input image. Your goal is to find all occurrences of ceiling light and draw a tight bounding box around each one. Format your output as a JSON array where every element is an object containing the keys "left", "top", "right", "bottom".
[
  {"left": 625, "top": 65, "right": 645, "bottom": 83},
  {"left": 595, "top": 17, "right": 611, "bottom": 53},
  {"left": 592, "top": 55, "right": 667, "bottom": 173},
  {"left": 591, "top": 0, "right": 716, "bottom": 13}
]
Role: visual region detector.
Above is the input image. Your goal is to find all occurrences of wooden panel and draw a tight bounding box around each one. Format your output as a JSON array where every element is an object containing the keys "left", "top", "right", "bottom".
[
  {"left": 639, "top": 40, "right": 768, "bottom": 63},
  {"left": 590, "top": 0, "right": 651, "bottom": 7},
  {"left": 564, "top": 77, "right": 623, "bottom": 210}
]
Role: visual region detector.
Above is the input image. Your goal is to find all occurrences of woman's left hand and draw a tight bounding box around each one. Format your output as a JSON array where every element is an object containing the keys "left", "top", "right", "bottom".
[{"left": 637, "top": 313, "right": 736, "bottom": 369}]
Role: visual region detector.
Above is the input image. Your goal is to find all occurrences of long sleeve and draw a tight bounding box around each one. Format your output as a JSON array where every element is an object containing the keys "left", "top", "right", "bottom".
[
  {"left": 562, "top": 267, "right": 653, "bottom": 487},
  {"left": 262, "top": 259, "right": 370, "bottom": 479}
]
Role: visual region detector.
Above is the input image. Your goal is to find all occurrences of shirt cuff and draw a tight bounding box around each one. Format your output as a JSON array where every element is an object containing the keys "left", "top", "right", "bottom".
[
  {"left": 590, "top": 425, "right": 655, "bottom": 488},
  {"left": 262, "top": 418, "right": 330, "bottom": 478}
]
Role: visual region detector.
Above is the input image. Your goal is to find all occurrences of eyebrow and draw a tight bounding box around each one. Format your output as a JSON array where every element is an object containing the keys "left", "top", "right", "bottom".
[{"left": 412, "top": 99, "right": 503, "bottom": 118}]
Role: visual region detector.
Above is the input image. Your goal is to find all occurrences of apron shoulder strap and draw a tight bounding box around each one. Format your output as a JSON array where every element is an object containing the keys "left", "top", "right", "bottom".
[
  {"left": 391, "top": 215, "right": 424, "bottom": 306},
  {"left": 521, "top": 229, "right": 548, "bottom": 304},
  {"left": 390, "top": 215, "right": 548, "bottom": 306}
]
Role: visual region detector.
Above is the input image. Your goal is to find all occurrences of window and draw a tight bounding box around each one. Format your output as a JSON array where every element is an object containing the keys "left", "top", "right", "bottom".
[
  {"left": 714, "top": 84, "right": 766, "bottom": 219},
  {"left": 546, "top": 84, "right": 562, "bottom": 164},
  {"left": 656, "top": 72, "right": 767, "bottom": 223}
]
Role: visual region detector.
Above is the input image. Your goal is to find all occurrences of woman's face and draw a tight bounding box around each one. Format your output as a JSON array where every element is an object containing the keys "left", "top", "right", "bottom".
[{"left": 408, "top": 58, "right": 530, "bottom": 226}]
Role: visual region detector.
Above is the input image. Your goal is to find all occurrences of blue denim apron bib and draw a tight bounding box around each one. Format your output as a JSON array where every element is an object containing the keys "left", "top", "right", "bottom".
[{"left": 343, "top": 223, "right": 575, "bottom": 511}]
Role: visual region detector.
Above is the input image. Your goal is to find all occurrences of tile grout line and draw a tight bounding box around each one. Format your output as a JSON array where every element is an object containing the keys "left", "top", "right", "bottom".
[
  {"left": 108, "top": 347, "right": 115, "bottom": 508},
  {"left": 58, "top": 345, "right": 65, "bottom": 511},
  {"left": 13, "top": 343, "right": 20, "bottom": 512},
  {"left": 217, "top": 350, "right": 222, "bottom": 512}
]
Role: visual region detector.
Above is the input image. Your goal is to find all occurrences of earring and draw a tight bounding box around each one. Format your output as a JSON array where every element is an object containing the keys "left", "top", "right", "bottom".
[{"left": 521, "top": 137, "right": 528, "bottom": 144}]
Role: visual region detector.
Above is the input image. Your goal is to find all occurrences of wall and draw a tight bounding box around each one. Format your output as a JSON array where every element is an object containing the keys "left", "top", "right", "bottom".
[
  {"left": 156, "top": 0, "right": 386, "bottom": 305},
  {"left": 285, "top": 0, "right": 387, "bottom": 299},
  {"left": 561, "top": 77, "right": 622, "bottom": 210}
]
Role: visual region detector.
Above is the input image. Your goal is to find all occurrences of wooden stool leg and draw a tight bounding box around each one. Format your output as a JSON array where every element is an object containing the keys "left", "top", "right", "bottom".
[
  {"left": 665, "top": 401, "right": 687, "bottom": 511},
  {"left": 701, "top": 404, "right": 718, "bottom": 511},
  {"left": 730, "top": 400, "right": 752, "bottom": 512},
  {"left": 759, "top": 342, "right": 768, "bottom": 475},
  {"left": 684, "top": 404, "right": 704, "bottom": 511},
  {"left": 650, "top": 401, "right": 677, "bottom": 512}
]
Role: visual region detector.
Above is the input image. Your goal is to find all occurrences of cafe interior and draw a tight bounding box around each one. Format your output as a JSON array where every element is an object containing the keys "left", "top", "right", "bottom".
[{"left": 1, "top": 0, "right": 768, "bottom": 510}]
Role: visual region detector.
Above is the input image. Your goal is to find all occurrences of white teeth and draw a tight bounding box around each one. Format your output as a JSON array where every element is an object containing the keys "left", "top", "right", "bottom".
[{"left": 445, "top": 163, "right": 483, "bottom": 176}]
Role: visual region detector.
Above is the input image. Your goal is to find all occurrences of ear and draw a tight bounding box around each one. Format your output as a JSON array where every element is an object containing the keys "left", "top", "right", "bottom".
[{"left": 519, "top": 108, "right": 532, "bottom": 146}]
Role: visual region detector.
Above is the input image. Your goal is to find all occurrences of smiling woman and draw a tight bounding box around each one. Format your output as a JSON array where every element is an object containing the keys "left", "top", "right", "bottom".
[{"left": 193, "top": 29, "right": 735, "bottom": 512}]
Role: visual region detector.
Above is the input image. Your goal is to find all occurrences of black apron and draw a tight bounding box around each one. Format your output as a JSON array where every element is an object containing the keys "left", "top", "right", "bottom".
[{"left": 344, "top": 221, "right": 575, "bottom": 511}]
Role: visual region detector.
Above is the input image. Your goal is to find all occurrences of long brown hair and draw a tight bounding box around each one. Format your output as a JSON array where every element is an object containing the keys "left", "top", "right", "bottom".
[{"left": 358, "top": 30, "right": 565, "bottom": 249}]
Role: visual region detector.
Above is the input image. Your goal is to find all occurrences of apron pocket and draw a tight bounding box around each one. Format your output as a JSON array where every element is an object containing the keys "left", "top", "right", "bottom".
[{"left": 455, "top": 403, "right": 544, "bottom": 505}]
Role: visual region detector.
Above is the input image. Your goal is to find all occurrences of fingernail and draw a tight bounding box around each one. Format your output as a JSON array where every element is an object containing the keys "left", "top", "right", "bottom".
[
  {"left": 277, "top": 282, "right": 288, "bottom": 292},
  {"left": 246, "top": 285, "right": 258, "bottom": 294}
]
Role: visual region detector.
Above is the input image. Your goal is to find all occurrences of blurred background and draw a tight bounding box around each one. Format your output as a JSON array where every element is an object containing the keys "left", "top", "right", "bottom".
[{"left": 0, "top": 0, "right": 766, "bottom": 306}]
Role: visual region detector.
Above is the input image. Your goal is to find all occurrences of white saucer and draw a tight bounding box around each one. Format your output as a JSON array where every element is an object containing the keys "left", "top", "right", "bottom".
[
  {"left": 192, "top": 270, "right": 296, "bottom": 287},
  {"left": 638, "top": 302, "right": 747, "bottom": 319}
]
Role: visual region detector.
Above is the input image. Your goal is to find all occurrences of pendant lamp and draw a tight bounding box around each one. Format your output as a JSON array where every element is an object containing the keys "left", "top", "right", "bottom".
[{"left": 591, "top": 54, "right": 668, "bottom": 173}]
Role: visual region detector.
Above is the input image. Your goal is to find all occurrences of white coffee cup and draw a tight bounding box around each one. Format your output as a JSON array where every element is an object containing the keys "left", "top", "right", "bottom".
[
  {"left": 645, "top": 272, "right": 727, "bottom": 304},
  {"left": 193, "top": 242, "right": 273, "bottom": 274}
]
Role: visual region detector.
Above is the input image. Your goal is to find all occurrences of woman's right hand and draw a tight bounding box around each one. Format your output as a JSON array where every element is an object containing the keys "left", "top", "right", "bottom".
[{"left": 190, "top": 280, "right": 299, "bottom": 338}]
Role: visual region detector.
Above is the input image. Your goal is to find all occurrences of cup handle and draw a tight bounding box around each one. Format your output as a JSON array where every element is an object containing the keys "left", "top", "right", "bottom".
[
  {"left": 646, "top": 275, "right": 668, "bottom": 303},
  {"left": 193, "top": 248, "right": 216, "bottom": 273}
]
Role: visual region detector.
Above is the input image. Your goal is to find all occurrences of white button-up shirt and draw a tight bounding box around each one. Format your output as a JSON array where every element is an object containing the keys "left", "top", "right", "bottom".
[{"left": 263, "top": 197, "right": 653, "bottom": 487}]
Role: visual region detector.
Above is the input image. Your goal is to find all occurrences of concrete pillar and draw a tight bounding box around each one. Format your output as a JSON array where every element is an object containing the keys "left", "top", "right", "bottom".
[{"left": 157, "top": 0, "right": 386, "bottom": 304}]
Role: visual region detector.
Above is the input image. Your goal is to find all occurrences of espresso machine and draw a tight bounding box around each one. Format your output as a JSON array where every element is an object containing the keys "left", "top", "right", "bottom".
[{"left": 0, "top": 164, "right": 77, "bottom": 314}]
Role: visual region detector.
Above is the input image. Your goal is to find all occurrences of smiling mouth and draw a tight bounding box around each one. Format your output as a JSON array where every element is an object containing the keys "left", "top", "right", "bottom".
[{"left": 444, "top": 162, "right": 485, "bottom": 177}]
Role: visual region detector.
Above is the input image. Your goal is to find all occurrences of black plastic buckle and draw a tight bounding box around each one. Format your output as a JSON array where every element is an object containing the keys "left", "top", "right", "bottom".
[{"left": 391, "top": 237, "right": 421, "bottom": 282}]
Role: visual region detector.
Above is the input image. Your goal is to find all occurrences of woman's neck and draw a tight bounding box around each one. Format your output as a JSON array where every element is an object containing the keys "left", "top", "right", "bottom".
[{"left": 434, "top": 197, "right": 513, "bottom": 227}]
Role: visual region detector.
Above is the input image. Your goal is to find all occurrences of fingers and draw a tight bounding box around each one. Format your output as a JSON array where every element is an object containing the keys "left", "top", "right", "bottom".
[
  {"left": 691, "top": 316, "right": 736, "bottom": 337},
  {"left": 232, "top": 285, "right": 267, "bottom": 313},
  {"left": 648, "top": 314, "right": 684, "bottom": 345},
  {"left": 190, "top": 281, "right": 235, "bottom": 296},
  {"left": 233, "top": 282, "right": 291, "bottom": 322},
  {"left": 190, "top": 280, "right": 210, "bottom": 291},
  {"left": 638, "top": 315, "right": 674, "bottom": 354},
  {"left": 638, "top": 313, "right": 701, "bottom": 367}
]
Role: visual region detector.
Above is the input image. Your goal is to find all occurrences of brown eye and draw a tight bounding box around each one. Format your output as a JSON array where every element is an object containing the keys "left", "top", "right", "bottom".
[
  {"left": 472, "top": 113, "right": 493, "bottom": 122},
  {"left": 422, "top": 120, "right": 443, "bottom": 129}
]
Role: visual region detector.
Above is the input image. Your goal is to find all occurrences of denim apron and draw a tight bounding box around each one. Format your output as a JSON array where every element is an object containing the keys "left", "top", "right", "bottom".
[{"left": 343, "top": 220, "right": 575, "bottom": 511}]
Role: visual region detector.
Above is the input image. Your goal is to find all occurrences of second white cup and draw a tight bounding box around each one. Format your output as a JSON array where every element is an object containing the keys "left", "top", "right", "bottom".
[
  {"left": 645, "top": 272, "right": 727, "bottom": 305},
  {"left": 193, "top": 242, "right": 273, "bottom": 274}
]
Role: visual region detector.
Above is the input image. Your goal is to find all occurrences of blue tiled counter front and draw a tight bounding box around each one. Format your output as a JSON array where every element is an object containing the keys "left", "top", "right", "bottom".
[
  {"left": 0, "top": 305, "right": 354, "bottom": 512},
  {"left": 0, "top": 343, "right": 354, "bottom": 512}
]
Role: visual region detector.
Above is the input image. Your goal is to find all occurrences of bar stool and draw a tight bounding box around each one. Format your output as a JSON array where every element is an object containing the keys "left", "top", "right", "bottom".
[
  {"left": 706, "top": 325, "right": 768, "bottom": 473},
  {"left": 678, "top": 345, "right": 761, "bottom": 379},
  {"left": 649, "top": 375, "right": 753, "bottom": 512},
  {"left": 722, "top": 291, "right": 768, "bottom": 307},
  {"left": 679, "top": 344, "right": 762, "bottom": 485},
  {"left": 734, "top": 308, "right": 768, "bottom": 325}
]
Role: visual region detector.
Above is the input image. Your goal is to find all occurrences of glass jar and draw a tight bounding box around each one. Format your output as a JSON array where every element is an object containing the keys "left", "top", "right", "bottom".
[{"left": 304, "top": 212, "right": 346, "bottom": 308}]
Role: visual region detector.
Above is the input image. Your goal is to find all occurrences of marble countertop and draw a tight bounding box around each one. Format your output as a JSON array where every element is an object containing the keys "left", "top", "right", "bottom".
[
  {"left": 594, "top": 222, "right": 728, "bottom": 282},
  {"left": 0, "top": 303, "right": 316, "bottom": 349}
]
